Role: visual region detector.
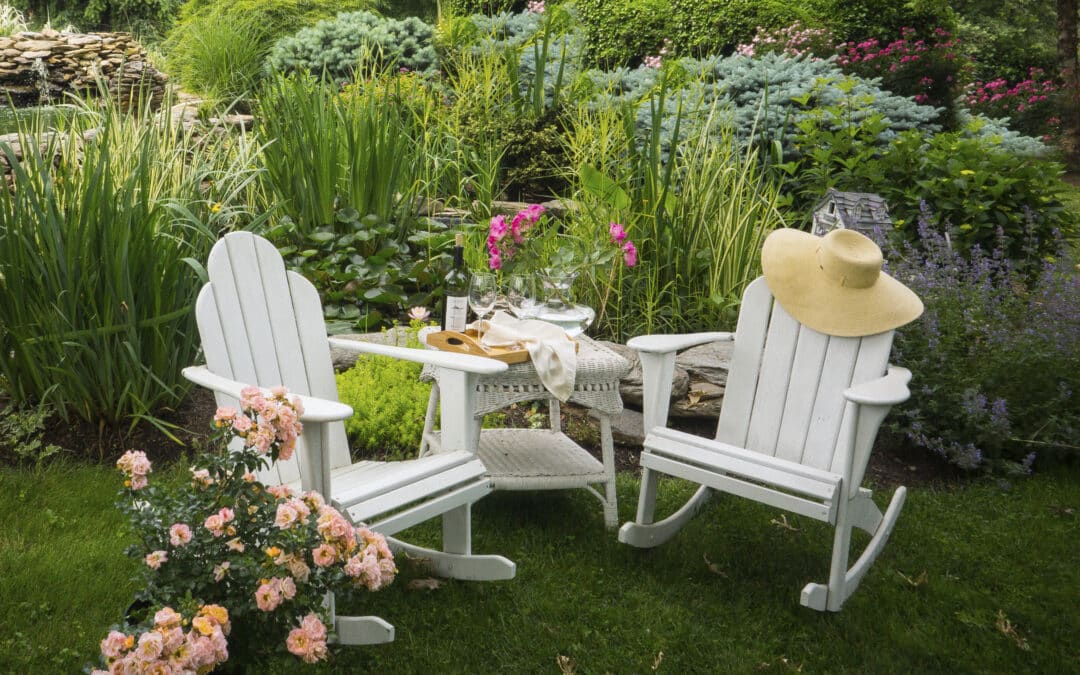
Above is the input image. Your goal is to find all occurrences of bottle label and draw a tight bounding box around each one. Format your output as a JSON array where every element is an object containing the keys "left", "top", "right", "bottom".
[{"left": 445, "top": 295, "right": 468, "bottom": 332}]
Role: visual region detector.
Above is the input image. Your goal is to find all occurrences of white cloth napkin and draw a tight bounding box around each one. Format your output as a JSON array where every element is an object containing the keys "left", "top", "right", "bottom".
[{"left": 472, "top": 310, "right": 577, "bottom": 401}]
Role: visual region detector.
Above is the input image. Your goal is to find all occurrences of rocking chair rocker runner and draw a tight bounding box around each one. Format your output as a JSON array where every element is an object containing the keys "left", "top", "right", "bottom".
[
  {"left": 183, "top": 232, "right": 516, "bottom": 645},
  {"left": 619, "top": 228, "right": 923, "bottom": 612}
]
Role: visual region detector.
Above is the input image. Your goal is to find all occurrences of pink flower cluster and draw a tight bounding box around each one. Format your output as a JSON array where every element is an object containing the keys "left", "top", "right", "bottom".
[
  {"left": 837, "top": 26, "right": 958, "bottom": 73},
  {"left": 343, "top": 527, "right": 397, "bottom": 591},
  {"left": 608, "top": 222, "right": 637, "bottom": 267},
  {"left": 213, "top": 385, "right": 304, "bottom": 461},
  {"left": 735, "top": 21, "right": 836, "bottom": 60},
  {"left": 526, "top": 0, "right": 544, "bottom": 13},
  {"left": 641, "top": 38, "right": 671, "bottom": 69},
  {"left": 116, "top": 450, "right": 151, "bottom": 491},
  {"left": 204, "top": 506, "right": 235, "bottom": 538},
  {"left": 95, "top": 605, "right": 230, "bottom": 674},
  {"left": 286, "top": 613, "right": 329, "bottom": 664},
  {"left": 255, "top": 575, "right": 298, "bottom": 612},
  {"left": 964, "top": 67, "right": 1058, "bottom": 121},
  {"left": 487, "top": 203, "right": 546, "bottom": 270}
]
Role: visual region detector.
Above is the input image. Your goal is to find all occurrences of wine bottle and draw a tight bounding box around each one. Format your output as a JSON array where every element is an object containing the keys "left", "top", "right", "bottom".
[{"left": 442, "top": 232, "right": 469, "bottom": 332}]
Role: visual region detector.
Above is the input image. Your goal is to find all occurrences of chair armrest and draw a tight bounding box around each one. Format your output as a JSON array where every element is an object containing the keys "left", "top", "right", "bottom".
[
  {"left": 627, "top": 332, "right": 732, "bottom": 355},
  {"left": 182, "top": 365, "right": 354, "bottom": 423},
  {"left": 328, "top": 338, "right": 509, "bottom": 376},
  {"left": 844, "top": 366, "right": 912, "bottom": 407}
]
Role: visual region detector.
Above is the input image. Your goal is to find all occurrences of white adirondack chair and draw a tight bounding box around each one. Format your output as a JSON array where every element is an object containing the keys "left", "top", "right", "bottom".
[
  {"left": 182, "top": 231, "right": 516, "bottom": 645},
  {"left": 619, "top": 277, "right": 910, "bottom": 612}
]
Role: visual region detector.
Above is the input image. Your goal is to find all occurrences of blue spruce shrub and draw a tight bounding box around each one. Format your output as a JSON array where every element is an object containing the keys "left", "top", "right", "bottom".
[{"left": 267, "top": 11, "right": 439, "bottom": 80}]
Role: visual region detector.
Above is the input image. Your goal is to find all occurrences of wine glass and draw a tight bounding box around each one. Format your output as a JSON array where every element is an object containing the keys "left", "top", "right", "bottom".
[
  {"left": 505, "top": 274, "right": 540, "bottom": 319},
  {"left": 468, "top": 272, "right": 498, "bottom": 344}
]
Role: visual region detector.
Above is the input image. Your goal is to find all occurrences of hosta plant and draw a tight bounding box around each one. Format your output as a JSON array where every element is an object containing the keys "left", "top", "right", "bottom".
[{"left": 98, "top": 386, "right": 395, "bottom": 670}]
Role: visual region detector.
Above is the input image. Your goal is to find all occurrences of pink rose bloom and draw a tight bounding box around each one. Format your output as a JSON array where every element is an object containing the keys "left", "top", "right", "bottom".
[
  {"left": 248, "top": 424, "right": 275, "bottom": 455},
  {"left": 226, "top": 538, "right": 245, "bottom": 552},
  {"left": 144, "top": 550, "right": 167, "bottom": 570},
  {"left": 169, "top": 523, "right": 193, "bottom": 547},
  {"left": 270, "top": 385, "right": 288, "bottom": 398},
  {"left": 280, "top": 576, "right": 297, "bottom": 600},
  {"left": 303, "top": 491, "right": 326, "bottom": 509},
  {"left": 275, "top": 503, "right": 300, "bottom": 529},
  {"left": 290, "top": 395, "right": 305, "bottom": 417},
  {"left": 268, "top": 484, "right": 294, "bottom": 499},
  {"left": 255, "top": 582, "right": 282, "bottom": 612},
  {"left": 161, "top": 626, "right": 185, "bottom": 655},
  {"left": 312, "top": 543, "right": 336, "bottom": 567},
  {"left": 130, "top": 475, "right": 148, "bottom": 491},
  {"left": 239, "top": 385, "right": 264, "bottom": 411},
  {"left": 190, "top": 468, "right": 213, "bottom": 487},
  {"left": 288, "top": 558, "right": 311, "bottom": 583},
  {"left": 100, "top": 630, "right": 129, "bottom": 659},
  {"left": 218, "top": 507, "right": 235, "bottom": 523},
  {"left": 128, "top": 454, "right": 151, "bottom": 477},
  {"left": 204, "top": 514, "right": 225, "bottom": 537},
  {"left": 231, "top": 414, "right": 253, "bottom": 434},
  {"left": 213, "top": 406, "right": 237, "bottom": 426},
  {"left": 286, "top": 627, "right": 312, "bottom": 661},
  {"left": 622, "top": 241, "right": 638, "bottom": 267},
  {"left": 153, "top": 607, "right": 182, "bottom": 629},
  {"left": 301, "top": 613, "right": 327, "bottom": 642},
  {"left": 135, "top": 631, "right": 164, "bottom": 662}
]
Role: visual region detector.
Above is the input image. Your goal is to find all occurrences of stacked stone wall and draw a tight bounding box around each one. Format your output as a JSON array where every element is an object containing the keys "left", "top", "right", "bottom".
[{"left": 0, "top": 28, "right": 167, "bottom": 106}]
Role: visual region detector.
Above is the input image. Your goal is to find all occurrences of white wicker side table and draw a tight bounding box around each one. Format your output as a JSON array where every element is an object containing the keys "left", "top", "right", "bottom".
[{"left": 419, "top": 335, "right": 630, "bottom": 528}]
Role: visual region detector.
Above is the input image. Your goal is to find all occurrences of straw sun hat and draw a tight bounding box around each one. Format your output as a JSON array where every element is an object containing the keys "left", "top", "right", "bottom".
[{"left": 760, "top": 228, "right": 923, "bottom": 337}]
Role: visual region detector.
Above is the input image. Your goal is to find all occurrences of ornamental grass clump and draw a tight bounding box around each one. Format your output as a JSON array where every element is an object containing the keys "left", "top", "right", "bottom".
[
  {"left": 880, "top": 207, "right": 1080, "bottom": 474},
  {"left": 100, "top": 386, "right": 395, "bottom": 669}
]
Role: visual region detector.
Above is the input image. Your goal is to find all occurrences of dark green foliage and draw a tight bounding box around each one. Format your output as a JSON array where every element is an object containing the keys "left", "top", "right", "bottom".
[
  {"left": 952, "top": 0, "right": 1057, "bottom": 82},
  {"left": 798, "top": 0, "right": 956, "bottom": 42},
  {"left": 10, "top": 0, "right": 182, "bottom": 32},
  {"left": 443, "top": 0, "right": 526, "bottom": 16},
  {"left": 574, "top": 0, "right": 670, "bottom": 67},
  {"left": 266, "top": 11, "right": 438, "bottom": 81},
  {"left": 668, "top": 0, "right": 809, "bottom": 59},
  {"left": 878, "top": 129, "right": 1073, "bottom": 261}
]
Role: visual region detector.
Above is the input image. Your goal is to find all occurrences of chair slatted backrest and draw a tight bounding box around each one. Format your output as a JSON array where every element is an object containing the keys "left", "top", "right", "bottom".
[
  {"left": 715, "top": 277, "right": 892, "bottom": 482},
  {"left": 195, "top": 232, "right": 352, "bottom": 486}
]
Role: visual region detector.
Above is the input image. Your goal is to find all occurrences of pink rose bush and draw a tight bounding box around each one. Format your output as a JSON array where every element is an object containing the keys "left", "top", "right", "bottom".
[{"left": 101, "top": 385, "right": 395, "bottom": 669}]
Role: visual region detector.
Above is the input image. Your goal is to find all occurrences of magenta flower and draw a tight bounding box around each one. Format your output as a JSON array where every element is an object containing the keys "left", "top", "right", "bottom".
[
  {"left": 622, "top": 241, "right": 638, "bottom": 267},
  {"left": 609, "top": 222, "right": 628, "bottom": 244}
]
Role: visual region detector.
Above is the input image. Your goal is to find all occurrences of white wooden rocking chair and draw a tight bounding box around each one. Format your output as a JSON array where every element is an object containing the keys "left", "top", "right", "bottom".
[
  {"left": 182, "top": 231, "right": 516, "bottom": 645},
  {"left": 619, "top": 277, "right": 910, "bottom": 612}
]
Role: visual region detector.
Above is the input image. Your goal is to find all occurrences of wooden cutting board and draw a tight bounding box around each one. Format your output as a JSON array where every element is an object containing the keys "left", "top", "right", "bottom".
[{"left": 425, "top": 329, "right": 576, "bottom": 363}]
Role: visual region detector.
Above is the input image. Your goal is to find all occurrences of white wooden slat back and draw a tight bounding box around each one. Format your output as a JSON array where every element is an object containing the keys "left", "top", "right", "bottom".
[
  {"left": 742, "top": 300, "right": 799, "bottom": 454},
  {"left": 828, "top": 332, "right": 892, "bottom": 478},
  {"left": 715, "top": 278, "right": 773, "bottom": 448},
  {"left": 197, "top": 232, "right": 351, "bottom": 486},
  {"left": 714, "top": 276, "right": 894, "bottom": 477}
]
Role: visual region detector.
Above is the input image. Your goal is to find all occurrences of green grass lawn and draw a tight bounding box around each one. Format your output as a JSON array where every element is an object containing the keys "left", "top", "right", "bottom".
[{"left": 2, "top": 461, "right": 1078, "bottom": 673}]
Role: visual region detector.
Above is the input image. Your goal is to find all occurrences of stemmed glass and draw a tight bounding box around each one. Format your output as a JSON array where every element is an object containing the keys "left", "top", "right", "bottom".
[
  {"left": 468, "top": 272, "right": 498, "bottom": 344},
  {"left": 505, "top": 274, "right": 540, "bottom": 319}
]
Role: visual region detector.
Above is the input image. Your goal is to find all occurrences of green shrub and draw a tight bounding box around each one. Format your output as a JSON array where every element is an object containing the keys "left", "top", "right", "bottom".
[
  {"left": 0, "top": 95, "right": 262, "bottom": 428},
  {"left": 443, "top": 0, "right": 525, "bottom": 15},
  {"left": 163, "top": 0, "right": 369, "bottom": 104},
  {"left": 574, "top": 0, "right": 671, "bottom": 67},
  {"left": 266, "top": 11, "right": 438, "bottom": 81},
  {"left": 335, "top": 329, "right": 431, "bottom": 458},
  {"left": 878, "top": 128, "right": 1073, "bottom": 262},
  {"left": 798, "top": 0, "right": 955, "bottom": 42},
  {"left": 0, "top": 401, "right": 63, "bottom": 465},
  {"left": 11, "top": 0, "right": 182, "bottom": 32}
]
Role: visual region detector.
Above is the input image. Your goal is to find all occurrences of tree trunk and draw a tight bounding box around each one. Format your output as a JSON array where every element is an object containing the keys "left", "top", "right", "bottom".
[{"left": 1058, "top": 0, "right": 1080, "bottom": 171}]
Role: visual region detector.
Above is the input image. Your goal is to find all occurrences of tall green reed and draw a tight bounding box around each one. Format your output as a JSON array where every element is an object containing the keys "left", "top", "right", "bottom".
[
  {"left": 256, "top": 70, "right": 424, "bottom": 243},
  {"left": 0, "top": 94, "right": 262, "bottom": 434},
  {"left": 564, "top": 84, "right": 787, "bottom": 340}
]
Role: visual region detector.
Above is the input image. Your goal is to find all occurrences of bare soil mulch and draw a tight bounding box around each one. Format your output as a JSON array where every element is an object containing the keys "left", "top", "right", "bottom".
[{"left": 32, "top": 387, "right": 962, "bottom": 490}]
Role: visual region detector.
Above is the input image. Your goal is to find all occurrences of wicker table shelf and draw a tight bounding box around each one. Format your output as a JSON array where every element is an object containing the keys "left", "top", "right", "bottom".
[{"left": 420, "top": 335, "right": 630, "bottom": 528}]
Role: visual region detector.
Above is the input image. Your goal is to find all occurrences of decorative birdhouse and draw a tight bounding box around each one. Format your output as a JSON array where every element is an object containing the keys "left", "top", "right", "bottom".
[{"left": 811, "top": 189, "right": 891, "bottom": 237}]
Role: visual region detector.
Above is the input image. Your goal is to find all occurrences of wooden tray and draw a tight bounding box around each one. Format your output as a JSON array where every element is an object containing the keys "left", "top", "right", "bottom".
[{"left": 425, "top": 329, "right": 576, "bottom": 364}]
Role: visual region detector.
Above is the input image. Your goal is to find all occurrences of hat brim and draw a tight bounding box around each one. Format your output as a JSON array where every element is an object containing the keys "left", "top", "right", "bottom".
[{"left": 761, "top": 229, "right": 923, "bottom": 337}]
